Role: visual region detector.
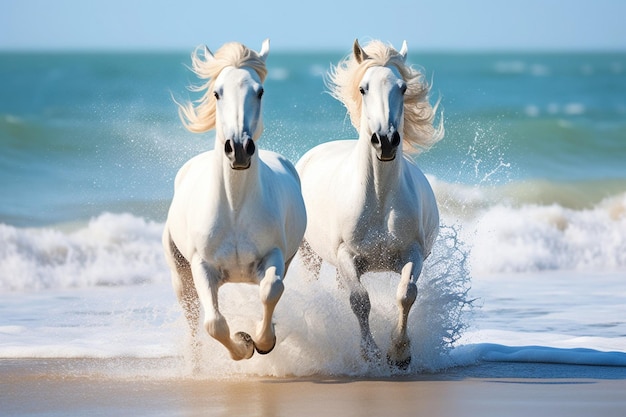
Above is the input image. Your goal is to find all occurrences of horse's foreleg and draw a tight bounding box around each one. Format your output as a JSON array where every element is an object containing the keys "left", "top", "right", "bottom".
[
  {"left": 254, "top": 248, "right": 286, "bottom": 354},
  {"left": 388, "top": 255, "right": 423, "bottom": 369},
  {"left": 190, "top": 254, "right": 254, "bottom": 361},
  {"left": 337, "top": 247, "right": 381, "bottom": 362}
]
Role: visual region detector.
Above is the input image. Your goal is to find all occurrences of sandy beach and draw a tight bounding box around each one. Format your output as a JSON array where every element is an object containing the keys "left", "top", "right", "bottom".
[{"left": 2, "top": 358, "right": 626, "bottom": 417}]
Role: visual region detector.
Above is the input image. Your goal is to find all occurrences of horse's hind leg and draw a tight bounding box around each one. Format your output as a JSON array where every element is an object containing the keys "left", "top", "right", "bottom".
[
  {"left": 298, "top": 239, "right": 322, "bottom": 280},
  {"left": 387, "top": 256, "right": 423, "bottom": 370},
  {"left": 163, "top": 232, "right": 201, "bottom": 365}
]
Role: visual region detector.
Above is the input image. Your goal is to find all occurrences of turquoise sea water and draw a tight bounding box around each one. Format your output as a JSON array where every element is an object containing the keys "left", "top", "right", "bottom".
[
  {"left": 1, "top": 51, "right": 625, "bottom": 376},
  {"left": 1, "top": 52, "right": 625, "bottom": 226}
]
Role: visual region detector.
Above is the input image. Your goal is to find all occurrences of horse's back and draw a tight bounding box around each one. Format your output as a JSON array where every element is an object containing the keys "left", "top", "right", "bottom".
[
  {"left": 296, "top": 140, "right": 356, "bottom": 172},
  {"left": 296, "top": 140, "right": 357, "bottom": 201}
]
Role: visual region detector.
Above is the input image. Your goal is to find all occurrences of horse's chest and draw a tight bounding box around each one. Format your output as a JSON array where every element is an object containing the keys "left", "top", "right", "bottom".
[
  {"left": 210, "top": 228, "right": 260, "bottom": 259},
  {"left": 196, "top": 219, "right": 274, "bottom": 281},
  {"left": 350, "top": 205, "right": 413, "bottom": 252}
]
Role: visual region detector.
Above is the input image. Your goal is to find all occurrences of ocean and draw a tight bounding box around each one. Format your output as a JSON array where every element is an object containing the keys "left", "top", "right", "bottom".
[{"left": 1, "top": 50, "right": 625, "bottom": 378}]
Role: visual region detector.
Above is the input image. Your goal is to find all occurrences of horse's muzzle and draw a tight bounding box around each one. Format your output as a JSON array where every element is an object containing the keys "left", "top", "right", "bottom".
[
  {"left": 371, "top": 132, "right": 401, "bottom": 161},
  {"left": 225, "top": 138, "right": 256, "bottom": 170}
]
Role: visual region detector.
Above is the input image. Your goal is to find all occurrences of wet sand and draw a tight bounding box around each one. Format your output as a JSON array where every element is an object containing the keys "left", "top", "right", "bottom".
[{"left": 2, "top": 359, "right": 626, "bottom": 417}]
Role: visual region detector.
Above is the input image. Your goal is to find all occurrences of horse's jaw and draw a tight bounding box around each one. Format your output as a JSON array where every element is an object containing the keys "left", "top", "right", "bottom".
[
  {"left": 230, "top": 162, "right": 251, "bottom": 171},
  {"left": 376, "top": 154, "right": 396, "bottom": 162}
]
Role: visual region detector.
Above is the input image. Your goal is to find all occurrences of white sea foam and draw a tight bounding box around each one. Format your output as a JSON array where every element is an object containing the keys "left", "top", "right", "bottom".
[
  {"left": 524, "top": 105, "right": 540, "bottom": 117},
  {"left": 523, "top": 102, "right": 586, "bottom": 118},
  {"left": 267, "top": 67, "right": 289, "bottom": 81},
  {"left": 1, "top": 183, "right": 625, "bottom": 293},
  {"left": 494, "top": 60, "right": 526, "bottom": 74},
  {"left": 466, "top": 193, "right": 626, "bottom": 274},
  {"left": 430, "top": 177, "right": 626, "bottom": 274},
  {"left": 309, "top": 64, "right": 326, "bottom": 77},
  {"left": 493, "top": 60, "right": 549, "bottom": 77},
  {"left": 564, "top": 102, "right": 585, "bottom": 115},
  {"left": 0, "top": 212, "right": 167, "bottom": 291},
  {"left": 530, "top": 63, "right": 550, "bottom": 77}
]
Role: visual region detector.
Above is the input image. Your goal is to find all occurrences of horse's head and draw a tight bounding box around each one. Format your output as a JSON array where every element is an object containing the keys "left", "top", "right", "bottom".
[
  {"left": 177, "top": 40, "right": 270, "bottom": 170},
  {"left": 354, "top": 39, "right": 408, "bottom": 162},
  {"left": 327, "top": 39, "right": 441, "bottom": 158},
  {"left": 210, "top": 40, "right": 269, "bottom": 170},
  {"left": 212, "top": 66, "right": 264, "bottom": 170}
]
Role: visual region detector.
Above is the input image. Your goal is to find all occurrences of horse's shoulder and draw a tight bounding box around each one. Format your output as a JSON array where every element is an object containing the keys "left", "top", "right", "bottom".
[{"left": 174, "top": 151, "right": 213, "bottom": 189}]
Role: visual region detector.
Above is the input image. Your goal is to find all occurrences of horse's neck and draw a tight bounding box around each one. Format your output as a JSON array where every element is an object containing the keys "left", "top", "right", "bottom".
[
  {"left": 214, "top": 152, "right": 262, "bottom": 211},
  {"left": 355, "top": 133, "right": 403, "bottom": 202}
]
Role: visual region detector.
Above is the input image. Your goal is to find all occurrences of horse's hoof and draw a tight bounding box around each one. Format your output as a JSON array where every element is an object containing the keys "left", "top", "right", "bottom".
[
  {"left": 234, "top": 332, "right": 255, "bottom": 360},
  {"left": 387, "top": 354, "right": 411, "bottom": 370},
  {"left": 254, "top": 335, "right": 276, "bottom": 355}
]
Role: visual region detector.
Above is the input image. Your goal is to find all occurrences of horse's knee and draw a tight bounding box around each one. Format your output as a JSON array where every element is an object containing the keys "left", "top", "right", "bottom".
[
  {"left": 397, "top": 261, "right": 419, "bottom": 309},
  {"left": 204, "top": 312, "right": 230, "bottom": 342},
  {"left": 260, "top": 267, "right": 284, "bottom": 306},
  {"left": 349, "top": 287, "right": 371, "bottom": 318},
  {"left": 397, "top": 281, "right": 417, "bottom": 310}
]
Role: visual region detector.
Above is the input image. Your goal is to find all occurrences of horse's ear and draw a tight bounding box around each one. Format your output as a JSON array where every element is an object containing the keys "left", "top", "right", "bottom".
[
  {"left": 399, "top": 40, "right": 408, "bottom": 62},
  {"left": 203, "top": 45, "right": 216, "bottom": 62},
  {"left": 353, "top": 39, "right": 369, "bottom": 64},
  {"left": 259, "top": 39, "right": 270, "bottom": 62}
]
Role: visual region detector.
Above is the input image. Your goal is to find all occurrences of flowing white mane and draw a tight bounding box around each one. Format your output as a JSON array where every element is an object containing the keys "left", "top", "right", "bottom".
[
  {"left": 178, "top": 42, "right": 268, "bottom": 133},
  {"left": 327, "top": 40, "right": 444, "bottom": 153}
]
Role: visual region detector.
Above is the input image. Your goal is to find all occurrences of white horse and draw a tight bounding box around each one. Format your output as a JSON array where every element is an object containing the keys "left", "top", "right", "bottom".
[
  {"left": 162, "top": 40, "right": 306, "bottom": 362},
  {"left": 297, "top": 39, "right": 443, "bottom": 368}
]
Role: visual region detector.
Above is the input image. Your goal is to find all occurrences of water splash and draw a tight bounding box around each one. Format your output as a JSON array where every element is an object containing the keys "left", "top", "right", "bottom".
[{"left": 175, "top": 223, "right": 474, "bottom": 378}]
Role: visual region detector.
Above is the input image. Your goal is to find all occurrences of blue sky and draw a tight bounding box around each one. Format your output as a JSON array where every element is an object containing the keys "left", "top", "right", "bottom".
[{"left": 2, "top": 0, "right": 625, "bottom": 52}]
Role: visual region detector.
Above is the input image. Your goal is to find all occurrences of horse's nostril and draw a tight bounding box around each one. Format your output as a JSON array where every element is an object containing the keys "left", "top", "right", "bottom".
[
  {"left": 224, "top": 139, "right": 233, "bottom": 154},
  {"left": 371, "top": 133, "right": 380, "bottom": 145},
  {"left": 244, "top": 138, "right": 256, "bottom": 156},
  {"left": 391, "top": 131, "right": 401, "bottom": 147}
]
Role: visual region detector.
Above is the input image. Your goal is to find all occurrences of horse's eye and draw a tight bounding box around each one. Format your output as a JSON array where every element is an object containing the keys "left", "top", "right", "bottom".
[
  {"left": 359, "top": 87, "right": 366, "bottom": 95},
  {"left": 257, "top": 88, "right": 264, "bottom": 99},
  {"left": 213, "top": 91, "right": 220, "bottom": 100},
  {"left": 400, "top": 84, "right": 407, "bottom": 95}
]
